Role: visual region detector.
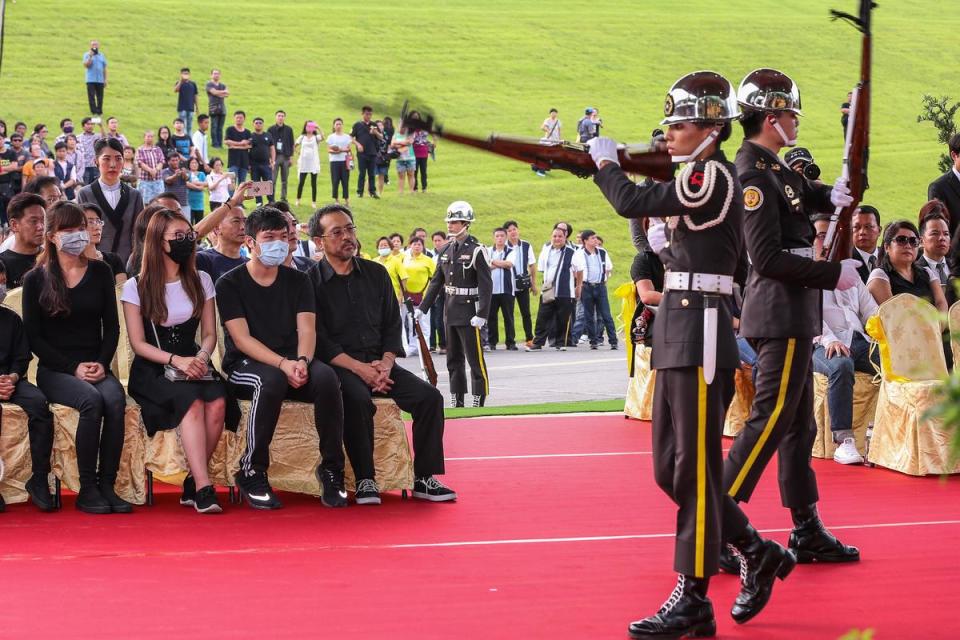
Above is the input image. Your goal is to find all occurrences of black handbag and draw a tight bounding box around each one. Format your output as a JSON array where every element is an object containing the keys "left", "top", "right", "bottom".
[{"left": 514, "top": 273, "right": 532, "bottom": 291}]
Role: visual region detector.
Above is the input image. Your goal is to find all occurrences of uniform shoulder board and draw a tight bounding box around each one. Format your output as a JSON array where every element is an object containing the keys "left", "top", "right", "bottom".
[{"left": 743, "top": 186, "right": 764, "bottom": 211}]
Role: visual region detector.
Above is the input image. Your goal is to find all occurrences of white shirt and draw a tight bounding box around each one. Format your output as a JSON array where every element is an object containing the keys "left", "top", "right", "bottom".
[
  {"left": 98, "top": 179, "right": 121, "bottom": 209},
  {"left": 855, "top": 246, "right": 878, "bottom": 271},
  {"left": 817, "top": 280, "right": 878, "bottom": 347},
  {"left": 327, "top": 133, "right": 352, "bottom": 162},
  {"left": 572, "top": 247, "right": 613, "bottom": 284},
  {"left": 120, "top": 271, "right": 216, "bottom": 327},
  {"left": 541, "top": 117, "right": 561, "bottom": 142},
  {"left": 952, "top": 166, "right": 960, "bottom": 184},
  {"left": 921, "top": 254, "right": 949, "bottom": 285},
  {"left": 192, "top": 130, "right": 208, "bottom": 164},
  {"left": 509, "top": 239, "right": 536, "bottom": 276},
  {"left": 537, "top": 244, "right": 580, "bottom": 295},
  {"left": 489, "top": 246, "right": 516, "bottom": 295}
]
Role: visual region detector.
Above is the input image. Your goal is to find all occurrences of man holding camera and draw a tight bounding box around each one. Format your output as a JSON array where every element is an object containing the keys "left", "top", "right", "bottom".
[
  {"left": 82, "top": 40, "right": 107, "bottom": 115},
  {"left": 173, "top": 68, "right": 200, "bottom": 136},
  {"left": 351, "top": 106, "right": 382, "bottom": 199}
]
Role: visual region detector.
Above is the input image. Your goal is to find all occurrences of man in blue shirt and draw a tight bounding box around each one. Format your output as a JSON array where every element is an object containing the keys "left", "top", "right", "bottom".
[
  {"left": 82, "top": 40, "right": 108, "bottom": 115},
  {"left": 174, "top": 68, "right": 200, "bottom": 136}
]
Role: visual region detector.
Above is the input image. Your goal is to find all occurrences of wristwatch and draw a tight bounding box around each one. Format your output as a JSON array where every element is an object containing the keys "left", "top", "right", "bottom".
[{"left": 296, "top": 356, "right": 311, "bottom": 365}]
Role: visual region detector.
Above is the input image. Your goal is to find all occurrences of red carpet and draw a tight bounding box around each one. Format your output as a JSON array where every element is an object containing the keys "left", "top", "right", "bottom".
[{"left": 2, "top": 414, "right": 959, "bottom": 639}]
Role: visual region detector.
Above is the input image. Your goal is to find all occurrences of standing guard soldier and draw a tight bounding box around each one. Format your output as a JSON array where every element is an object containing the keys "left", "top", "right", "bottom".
[
  {"left": 720, "top": 68, "right": 862, "bottom": 625},
  {"left": 589, "top": 71, "right": 745, "bottom": 639},
  {"left": 419, "top": 201, "right": 492, "bottom": 408}
]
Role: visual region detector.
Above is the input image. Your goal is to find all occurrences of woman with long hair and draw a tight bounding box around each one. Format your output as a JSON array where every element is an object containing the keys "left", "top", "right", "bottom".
[
  {"left": 126, "top": 203, "right": 168, "bottom": 277},
  {"left": 121, "top": 209, "right": 236, "bottom": 513},
  {"left": 22, "top": 201, "right": 128, "bottom": 514},
  {"left": 157, "top": 125, "right": 175, "bottom": 156},
  {"left": 294, "top": 120, "right": 324, "bottom": 208}
]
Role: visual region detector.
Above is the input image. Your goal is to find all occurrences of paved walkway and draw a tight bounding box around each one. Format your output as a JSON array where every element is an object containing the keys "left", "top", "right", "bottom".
[{"left": 401, "top": 343, "right": 628, "bottom": 406}]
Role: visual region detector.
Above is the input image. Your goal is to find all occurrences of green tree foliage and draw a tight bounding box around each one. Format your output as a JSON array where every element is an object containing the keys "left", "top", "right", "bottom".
[{"left": 917, "top": 95, "right": 959, "bottom": 173}]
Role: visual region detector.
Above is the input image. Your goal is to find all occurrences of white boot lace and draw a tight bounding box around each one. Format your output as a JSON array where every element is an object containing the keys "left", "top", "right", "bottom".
[{"left": 658, "top": 575, "right": 686, "bottom": 614}]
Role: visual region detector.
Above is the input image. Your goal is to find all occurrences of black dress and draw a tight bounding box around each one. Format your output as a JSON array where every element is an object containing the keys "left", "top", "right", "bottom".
[{"left": 128, "top": 314, "right": 239, "bottom": 436}]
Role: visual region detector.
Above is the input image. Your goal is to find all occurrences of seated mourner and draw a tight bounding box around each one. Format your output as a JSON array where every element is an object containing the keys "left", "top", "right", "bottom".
[
  {"left": 121, "top": 208, "right": 239, "bottom": 514},
  {"left": 0, "top": 259, "right": 56, "bottom": 513},
  {"left": 811, "top": 215, "right": 879, "bottom": 465},
  {"left": 216, "top": 205, "right": 346, "bottom": 510},
  {"left": 22, "top": 202, "right": 129, "bottom": 514},
  {"left": 307, "top": 204, "right": 455, "bottom": 504}
]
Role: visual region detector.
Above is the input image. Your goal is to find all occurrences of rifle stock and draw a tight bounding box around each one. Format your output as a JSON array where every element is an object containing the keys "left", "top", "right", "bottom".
[
  {"left": 405, "top": 299, "right": 438, "bottom": 387},
  {"left": 403, "top": 108, "right": 674, "bottom": 182},
  {"left": 824, "top": 0, "right": 875, "bottom": 262}
]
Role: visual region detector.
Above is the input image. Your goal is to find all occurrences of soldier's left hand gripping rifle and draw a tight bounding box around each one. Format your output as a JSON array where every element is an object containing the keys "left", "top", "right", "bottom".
[
  {"left": 405, "top": 298, "right": 438, "bottom": 387},
  {"left": 400, "top": 102, "right": 674, "bottom": 182},
  {"left": 821, "top": 0, "right": 877, "bottom": 262}
]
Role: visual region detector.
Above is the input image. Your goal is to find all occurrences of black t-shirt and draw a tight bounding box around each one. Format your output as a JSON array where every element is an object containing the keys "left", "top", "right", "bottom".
[
  {"left": 172, "top": 134, "right": 193, "bottom": 160},
  {"left": 630, "top": 250, "right": 664, "bottom": 292},
  {"left": 250, "top": 132, "right": 274, "bottom": 164},
  {"left": 196, "top": 248, "right": 247, "bottom": 283},
  {"left": 351, "top": 120, "right": 379, "bottom": 157},
  {"left": 176, "top": 80, "right": 199, "bottom": 113},
  {"left": 22, "top": 259, "right": 120, "bottom": 373},
  {"left": 101, "top": 251, "right": 126, "bottom": 278},
  {"left": 0, "top": 306, "right": 31, "bottom": 378},
  {"left": 215, "top": 264, "right": 315, "bottom": 372},
  {"left": 0, "top": 148, "right": 19, "bottom": 187},
  {"left": 0, "top": 249, "right": 38, "bottom": 288},
  {"left": 225, "top": 126, "right": 252, "bottom": 168}
]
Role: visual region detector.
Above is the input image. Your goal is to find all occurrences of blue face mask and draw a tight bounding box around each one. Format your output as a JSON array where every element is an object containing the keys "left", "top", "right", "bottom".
[
  {"left": 378, "top": 247, "right": 391, "bottom": 257},
  {"left": 58, "top": 230, "right": 90, "bottom": 256},
  {"left": 257, "top": 240, "right": 289, "bottom": 267}
]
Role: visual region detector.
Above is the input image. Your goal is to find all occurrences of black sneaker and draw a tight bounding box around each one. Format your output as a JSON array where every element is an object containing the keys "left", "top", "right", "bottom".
[
  {"left": 180, "top": 474, "right": 197, "bottom": 507},
  {"left": 317, "top": 467, "right": 348, "bottom": 508},
  {"left": 99, "top": 482, "right": 134, "bottom": 514},
  {"left": 76, "top": 485, "right": 111, "bottom": 514},
  {"left": 236, "top": 469, "right": 283, "bottom": 510},
  {"left": 25, "top": 473, "right": 56, "bottom": 512},
  {"left": 506, "top": 344, "right": 518, "bottom": 351},
  {"left": 413, "top": 476, "right": 457, "bottom": 502},
  {"left": 194, "top": 485, "right": 223, "bottom": 514},
  {"left": 370, "top": 192, "right": 380, "bottom": 199},
  {"left": 354, "top": 478, "right": 381, "bottom": 505}
]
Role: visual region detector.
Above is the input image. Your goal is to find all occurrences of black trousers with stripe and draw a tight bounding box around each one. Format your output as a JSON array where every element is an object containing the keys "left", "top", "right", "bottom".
[
  {"left": 653, "top": 366, "right": 735, "bottom": 578},
  {"left": 722, "top": 338, "right": 819, "bottom": 539},
  {"left": 446, "top": 324, "right": 489, "bottom": 396},
  {"left": 228, "top": 359, "right": 345, "bottom": 476}
]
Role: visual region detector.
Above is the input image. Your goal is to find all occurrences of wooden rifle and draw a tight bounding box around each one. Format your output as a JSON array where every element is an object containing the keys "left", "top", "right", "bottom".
[
  {"left": 405, "top": 298, "right": 438, "bottom": 387},
  {"left": 400, "top": 103, "right": 674, "bottom": 182},
  {"left": 821, "top": 0, "right": 877, "bottom": 261}
]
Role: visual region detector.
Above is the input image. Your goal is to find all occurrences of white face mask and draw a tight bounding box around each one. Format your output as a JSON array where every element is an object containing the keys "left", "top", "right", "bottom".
[
  {"left": 378, "top": 247, "right": 391, "bottom": 257},
  {"left": 57, "top": 230, "right": 90, "bottom": 256}
]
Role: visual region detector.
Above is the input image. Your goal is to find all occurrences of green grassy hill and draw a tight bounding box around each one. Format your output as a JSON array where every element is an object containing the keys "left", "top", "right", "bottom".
[{"left": 3, "top": 0, "right": 958, "bottom": 316}]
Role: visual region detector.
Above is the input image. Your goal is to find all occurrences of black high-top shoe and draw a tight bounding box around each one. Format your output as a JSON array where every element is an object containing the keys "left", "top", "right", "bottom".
[
  {"left": 628, "top": 574, "right": 716, "bottom": 638},
  {"left": 789, "top": 503, "right": 860, "bottom": 563},
  {"left": 727, "top": 525, "right": 796, "bottom": 624}
]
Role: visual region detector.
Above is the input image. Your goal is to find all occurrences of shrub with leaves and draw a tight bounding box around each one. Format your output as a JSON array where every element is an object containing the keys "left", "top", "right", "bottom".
[{"left": 917, "top": 94, "right": 959, "bottom": 173}]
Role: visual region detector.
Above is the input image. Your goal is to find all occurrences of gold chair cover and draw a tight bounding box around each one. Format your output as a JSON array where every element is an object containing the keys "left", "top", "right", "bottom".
[
  {"left": 812, "top": 371, "right": 879, "bottom": 459},
  {"left": 624, "top": 345, "right": 655, "bottom": 421},
  {"left": 51, "top": 401, "right": 148, "bottom": 504},
  {"left": 723, "top": 364, "right": 754, "bottom": 437},
  {"left": 866, "top": 295, "right": 960, "bottom": 475},
  {"left": 223, "top": 397, "right": 414, "bottom": 495},
  {"left": 948, "top": 300, "right": 960, "bottom": 370},
  {"left": 0, "top": 403, "right": 35, "bottom": 503}
]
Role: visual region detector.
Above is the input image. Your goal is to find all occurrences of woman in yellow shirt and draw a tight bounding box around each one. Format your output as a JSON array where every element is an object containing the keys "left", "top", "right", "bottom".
[
  {"left": 403, "top": 235, "right": 436, "bottom": 357},
  {"left": 375, "top": 236, "right": 407, "bottom": 302}
]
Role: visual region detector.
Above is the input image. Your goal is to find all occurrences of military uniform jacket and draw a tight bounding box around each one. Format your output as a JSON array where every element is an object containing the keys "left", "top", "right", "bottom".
[
  {"left": 735, "top": 141, "right": 841, "bottom": 339},
  {"left": 594, "top": 150, "right": 745, "bottom": 371},
  {"left": 420, "top": 234, "right": 492, "bottom": 326}
]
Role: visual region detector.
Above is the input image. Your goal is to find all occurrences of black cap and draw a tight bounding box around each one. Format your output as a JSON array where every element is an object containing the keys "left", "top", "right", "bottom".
[{"left": 784, "top": 147, "right": 814, "bottom": 166}]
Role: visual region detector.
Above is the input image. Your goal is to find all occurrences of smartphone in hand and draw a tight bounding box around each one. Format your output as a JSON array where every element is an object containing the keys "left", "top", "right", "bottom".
[{"left": 247, "top": 180, "right": 274, "bottom": 198}]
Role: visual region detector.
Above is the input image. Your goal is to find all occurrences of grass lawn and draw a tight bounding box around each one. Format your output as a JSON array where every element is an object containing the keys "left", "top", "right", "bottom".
[
  {"left": 406, "top": 398, "right": 625, "bottom": 420},
  {"left": 2, "top": 0, "right": 957, "bottom": 339}
]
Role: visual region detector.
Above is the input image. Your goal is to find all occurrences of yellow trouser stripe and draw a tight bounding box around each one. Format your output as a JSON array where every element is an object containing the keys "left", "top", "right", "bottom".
[
  {"left": 475, "top": 327, "right": 490, "bottom": 395},
  {"left": 695, "top": 367, "right": 708, "bottom": 578},
  {"left": 728, "top": 338, "right": 796, "bottom": 497}
]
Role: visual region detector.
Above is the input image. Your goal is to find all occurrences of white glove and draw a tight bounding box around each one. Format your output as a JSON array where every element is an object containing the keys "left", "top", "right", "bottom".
[
  {"left": 836, "top": 258, "right": 861, "bottom": 291},
  {"left": 413, "top": 308, "right": 423, "bottom": 322},
  {"left": 647, "top": 222, "right": 667, "bottom": 255},
  {"left": 830, "top": 176, "right": 854, "bottom": 208},
  {"left": 587, "top": 137, "right": 620, "bottom": 169},
  {"left": 470, "top": 316, "right": 486, "bottom": 328}
]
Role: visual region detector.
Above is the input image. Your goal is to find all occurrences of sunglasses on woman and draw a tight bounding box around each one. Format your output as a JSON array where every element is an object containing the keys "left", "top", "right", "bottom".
[{"left": 891, "top": 235, "right": 919, "bottom": 248}]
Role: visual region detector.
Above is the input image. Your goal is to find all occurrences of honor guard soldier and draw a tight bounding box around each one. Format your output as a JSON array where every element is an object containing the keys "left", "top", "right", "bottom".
[
  {"left": 719, "top": 68, "right": 862, "bottom": 624},
  {"left": 589, "top": 71, "right": 745, "bottom": 639},
  {"left": 419, "top": 201, "right": 493, "bottom": 408}
]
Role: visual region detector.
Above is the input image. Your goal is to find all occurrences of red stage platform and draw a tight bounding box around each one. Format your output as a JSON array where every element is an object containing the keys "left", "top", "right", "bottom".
[{"left": 2, "top": 414, "right": 957, "bottom": 638}]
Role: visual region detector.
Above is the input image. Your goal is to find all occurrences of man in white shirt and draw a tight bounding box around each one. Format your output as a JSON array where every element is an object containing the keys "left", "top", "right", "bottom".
[
  {"left": 572, "top": 230, "right": 617, "bottom": 350},
  {"left": 504, "top": 220, "right": 537, "bottom": 347},
  {"left": 192, "top": 114, "right": 210, "bottom": 167},
  {"left": 811, "top": 215, "right": 880, "bottom": 465},
  {"left": 527, "top": 228, "right": 581, "bottom": 351},
  {"left": 917, "top": 212, "right": 951, "bottom": 287},
  {"left": 486, "top": 228, "right": 517, "bottom": 350},
  {"left": 851, "top": 205, "right": 881, "bottom": 283}
]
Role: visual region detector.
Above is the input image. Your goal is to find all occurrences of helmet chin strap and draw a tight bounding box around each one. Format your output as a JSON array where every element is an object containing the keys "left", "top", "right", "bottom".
[
  {"left": 447, "top": 224, "right": 470, "bottom": 241},
  {"left": 671, "top": 129, "right": 719, "bottom": 163},
  {"left": 772, "top": 119, "right": 797, "bottom": 147}
]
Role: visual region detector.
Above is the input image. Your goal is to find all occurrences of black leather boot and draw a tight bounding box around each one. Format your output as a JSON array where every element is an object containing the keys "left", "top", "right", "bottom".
[
  {"left": 718, "top": 545, "right": 741, "bottom": 574},
  {"left": 98, "top": 478, "right": 134, "bottom": 514},
  {"left": 628, "top": 574, "right": 716, "bottom": 638},
  {"left": 76, "top": 484, "right": 111, "bottom": 514},
  {"left": 728, "top": 525, "right": 796, "bottom": 624},
  {"left": 788, "top": 503, "right": 860, "bottom": 563},
  {"left": 451, "top": 393, "right": 464, "bottom": 408}
]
